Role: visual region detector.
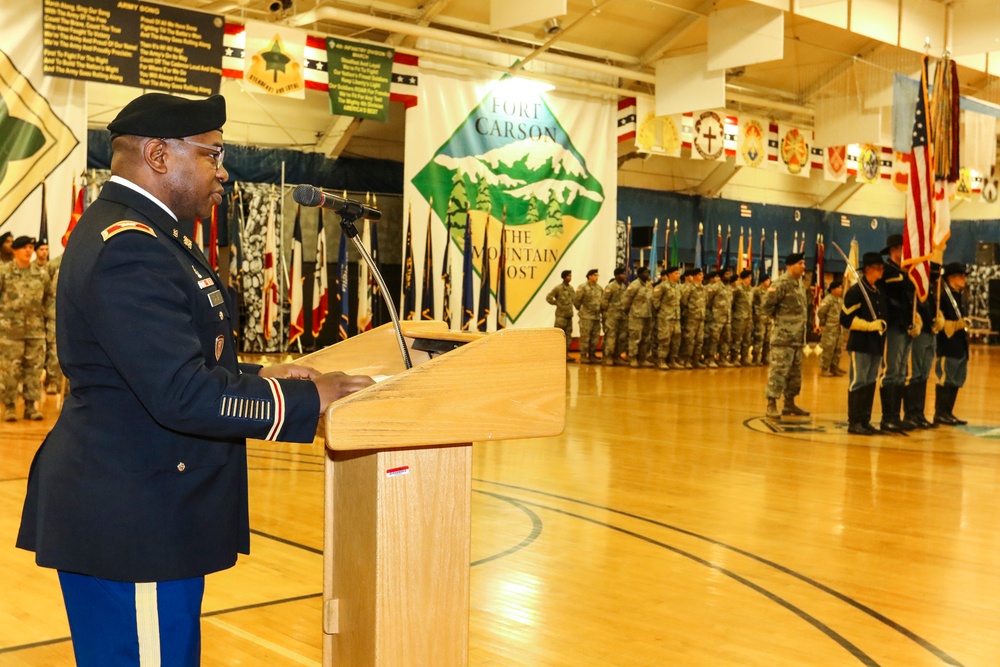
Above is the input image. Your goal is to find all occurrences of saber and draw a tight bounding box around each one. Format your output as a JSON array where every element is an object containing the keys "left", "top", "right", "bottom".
[{"left": 830, "top": 242, "right": 877, "bottom": 321}]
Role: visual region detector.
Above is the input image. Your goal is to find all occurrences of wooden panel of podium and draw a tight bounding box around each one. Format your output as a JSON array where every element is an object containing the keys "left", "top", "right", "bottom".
[{"left": 293, "top": 321, "right": 566, "bottom": 666}]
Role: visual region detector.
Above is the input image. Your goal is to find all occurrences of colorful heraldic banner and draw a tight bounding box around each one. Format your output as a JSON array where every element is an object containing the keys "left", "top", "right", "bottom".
[
  {"left": 326, "top": 39, "right": 393, "bottom": 121},
  {"left": 42, "top": 0, "right": 223, "bottom": 96},
  {"left": 1, "top": 0, "right": 85, "bottom": 238},
  {"left": 244, "top": 20, "right": 306, "bottom": 99},
  {"left": 405, "top": 71, "right": 617, "bottom": 329}
]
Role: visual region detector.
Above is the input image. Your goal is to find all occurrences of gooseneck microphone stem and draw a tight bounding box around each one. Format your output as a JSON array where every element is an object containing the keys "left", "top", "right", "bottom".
[{"left": 339, "top": 214, "right": 413, "bottom": 370}]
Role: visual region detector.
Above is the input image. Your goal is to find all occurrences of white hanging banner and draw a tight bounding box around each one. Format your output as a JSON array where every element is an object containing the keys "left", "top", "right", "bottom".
[{"left": 405, "top": 72, "right": 617, "bottom": 329}]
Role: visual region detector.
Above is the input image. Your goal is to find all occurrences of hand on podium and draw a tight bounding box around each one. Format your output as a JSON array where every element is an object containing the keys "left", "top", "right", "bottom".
[{"left": 313, "top": 371, "right": 376, "bottom": 411}]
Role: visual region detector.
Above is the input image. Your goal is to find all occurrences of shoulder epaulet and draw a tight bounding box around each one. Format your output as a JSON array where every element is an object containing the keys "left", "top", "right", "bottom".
[{"left": 101, "top": 220, "right": 157, "bottom": 242}]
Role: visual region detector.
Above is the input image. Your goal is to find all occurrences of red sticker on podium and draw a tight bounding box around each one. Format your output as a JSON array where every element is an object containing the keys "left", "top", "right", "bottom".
[{"left": 386, "top": 466, "right": 409, "bottom": 478}]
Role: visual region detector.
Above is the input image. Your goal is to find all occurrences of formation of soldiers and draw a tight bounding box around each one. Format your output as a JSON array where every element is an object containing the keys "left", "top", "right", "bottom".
[
  {"left": 0, "top": 235, "right": 58, "bottom": 421},
  {"left": 549, "top": 263, "right": 779, "bottom": 371}
]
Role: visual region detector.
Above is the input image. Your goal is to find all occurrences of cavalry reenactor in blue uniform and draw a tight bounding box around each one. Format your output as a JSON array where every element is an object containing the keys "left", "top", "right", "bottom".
[
  {"left": 840, "top": 252, "right": 887, "bottom": 435},
  {"left": 933, "top": 262, "right": 970, "bottom": 426}
]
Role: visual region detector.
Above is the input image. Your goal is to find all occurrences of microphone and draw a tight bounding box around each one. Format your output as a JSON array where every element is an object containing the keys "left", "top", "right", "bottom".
[{"left": 292, "top": 184, "right": 382, "bottom": 221}]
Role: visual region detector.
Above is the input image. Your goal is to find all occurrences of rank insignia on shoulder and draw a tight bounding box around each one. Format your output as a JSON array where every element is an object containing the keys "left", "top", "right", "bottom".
[{"left": 101, "top": 221, "right": 157, "bottom": 242}]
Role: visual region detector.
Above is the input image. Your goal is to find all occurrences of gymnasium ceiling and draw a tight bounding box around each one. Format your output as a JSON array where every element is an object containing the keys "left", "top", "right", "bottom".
[{"left": 85, "top": 0, "right": 1000, "bottom": 163}]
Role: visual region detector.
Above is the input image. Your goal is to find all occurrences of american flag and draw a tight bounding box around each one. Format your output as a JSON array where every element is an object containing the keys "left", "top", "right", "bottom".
[{"left": 901, "top": 56, "right": 934, "bottom": 301}]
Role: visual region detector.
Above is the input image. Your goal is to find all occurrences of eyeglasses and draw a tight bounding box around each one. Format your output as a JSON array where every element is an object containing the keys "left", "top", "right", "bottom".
[{"left": 174, "top": 138, "right": 225, "bottom": 170}]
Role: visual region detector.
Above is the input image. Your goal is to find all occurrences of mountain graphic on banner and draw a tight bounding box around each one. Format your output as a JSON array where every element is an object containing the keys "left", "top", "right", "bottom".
[{"left": 411, "top": 86, "right": 605, "bottom": 323}]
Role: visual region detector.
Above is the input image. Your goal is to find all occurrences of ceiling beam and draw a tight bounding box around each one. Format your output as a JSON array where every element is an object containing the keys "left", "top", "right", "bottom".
[
  {"left": 636, "top": 0, "right": 713, "bottom": 68},
  {"left": 817, "top": 181, "right": 863, "bottom": 211},
  {"left": 694, "top": 162, "right": 742, "bottom": 198}
]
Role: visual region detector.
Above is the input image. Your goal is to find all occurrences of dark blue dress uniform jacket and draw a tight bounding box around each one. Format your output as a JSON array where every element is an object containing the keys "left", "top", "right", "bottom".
[
  {"left": 840, "top": 278, "right": 885, "bottom": 356},
  {"left": 17, "top": 180, "right": 320, "bottom": 583}
]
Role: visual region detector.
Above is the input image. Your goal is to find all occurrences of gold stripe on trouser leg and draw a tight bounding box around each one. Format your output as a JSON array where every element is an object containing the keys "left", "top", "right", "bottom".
[{"left": 135, "top": 582, "right": 161, "bottom": 667}]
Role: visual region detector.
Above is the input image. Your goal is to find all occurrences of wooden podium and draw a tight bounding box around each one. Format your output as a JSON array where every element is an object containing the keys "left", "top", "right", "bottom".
[{"left": 293, "top": 321, "right": 566, "bottom": 666}]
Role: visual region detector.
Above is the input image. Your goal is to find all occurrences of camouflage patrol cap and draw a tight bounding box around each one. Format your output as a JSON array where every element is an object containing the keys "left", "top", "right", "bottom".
[{"left": 108, "top": 93, "right": 226, "bottom": 138}]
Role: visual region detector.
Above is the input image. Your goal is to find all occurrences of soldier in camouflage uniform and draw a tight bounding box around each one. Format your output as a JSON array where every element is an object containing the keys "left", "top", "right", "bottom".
[
  {"left": 622, "top": 266, "right": 655, "bottom": 368},
  {"left": 574, "top": 269, "right": 604, "bottom": 364},
  {"left": 601, "top": 267, "right": 629, "bottom": 366},
  {"left": 32, "top": 239, "right": 63, "bottom": 393},
  {"left": 652, "top": 266, "right": 683, "bottom": 369},
  {"left": 703, "top": 272, "right": 734, "bottom": 368},
  {"left": 0, "top": 236, "right": 55, "bottom": 421},
  {"left": 546, "top": 270, "right": 575, "bottom": 361},
  {"left": 762, "top": 253, "right": 810, "bottom": 419},
  {"left": 815, "top": 279, "right": 846, "bottom": 377},
  {"left": 679, "top": 268, "right": 707, "bottom": 368},
  {"left": 729, "top": 269, "right": 754, "bottom": 366},
  {"left": 751, "top": 275, "right": 773, "bottom": 365}
]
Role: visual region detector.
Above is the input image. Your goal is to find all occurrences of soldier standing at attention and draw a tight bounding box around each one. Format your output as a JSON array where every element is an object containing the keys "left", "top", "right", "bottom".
[
  {"left": 679, "top": 267, "right": 707, "bottom": 368},
  {"left": 574, "top": 269, "right": 603, "bottom": 364},
  {"left": 32, "top": 237, "right": 63, "bottom": 394},
  {"left": 601, "top": 267, "right": 629, "bottom": 366},
  {"left": 704, "top": 271, "right": 734, "bottom": 368},
  {"left": 751, "top": 274, "right": 772, "bottom": 365},
  {"left": 0, "top": 232, "right": 13, "bottom": 263},
  {"left": 840, "top": 253, "right": 887, "bottom": 435},
  {"left": 728, "top": 270, "right": 754, "bottom": 366},
  {"left": 652, "top": 266, "right": 683, "bottom": 369},
  {"left": 815, "top": 279, "right": 846, "bottom": 377},
  {"left": 763, "top": 253, "right": 810, "bottom": 419},
  {"left": 0, "top": 236, "right": 54, "bottom": 421},
  {"left": 622, "top": 266, "right": 655, "bottom": 368},
  {"left": 933, "top": 262, "right": 970, "bottom": 426},
  {"left": 546, "top": 269, "right": 575, "bottom": 361},
  {"left": 903, "top": 263, "right": 940, "bottom": 429},
  {"left": 877, "top": 234, "right": 918, "bottom": 433}
]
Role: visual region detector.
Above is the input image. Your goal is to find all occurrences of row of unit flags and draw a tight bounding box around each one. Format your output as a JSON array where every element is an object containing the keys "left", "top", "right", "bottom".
[
  {"left": 400, "top": 203, "right": 509, "bottom": 333},
  {"left": 628, "top": 218, "right": 824, "bottom": 282},
  {"left": 617, "top": 95, "right": 984, "bottom": 198},
  {"left": 282, "top": 199, "right": 510, "bottom": 349}
]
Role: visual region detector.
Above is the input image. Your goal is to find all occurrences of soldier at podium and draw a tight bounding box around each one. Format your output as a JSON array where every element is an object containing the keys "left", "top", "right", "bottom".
[{"left": 16, "top": 92, "right": 374, "bottom": 667}]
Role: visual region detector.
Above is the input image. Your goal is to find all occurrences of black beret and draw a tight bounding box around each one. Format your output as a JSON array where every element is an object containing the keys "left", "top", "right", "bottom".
[
  {"left": 108, "top": 93, "right": 227, "bottom": 138},
  {"left": 828, "top": 279, "right": 842, "bottom": 291},
  {"left": 688, "top": 267, "right": 702, "bottom": 276},
  {"left": 587, "top": 269, "right": 599, "bottom": 277},
  {"left": 666, "top": 265, "right": 680, "bottom": 274},
  {"left": 943, "top": 262, "right": 967, "bottom": 278},
  {"left": 862, "top": 252, "right": 884, "bottom": 268},
  {"left": 561, "top": 270, "right": 572, "bottom": 279},
  {"left": 785, "top": 252, "right": 804, "bottom": 265},
  {"left": 739, "top": 269, "right": 752, "bottom": 279},
  {"left": 613, "top": 267, "right": 626, "bottom": 276},
  {"left": 11, "top": 235, "right": 35, "bottom": 250},
  {"left": 880, "top": 233, "right": 903, "bottom": 254}
]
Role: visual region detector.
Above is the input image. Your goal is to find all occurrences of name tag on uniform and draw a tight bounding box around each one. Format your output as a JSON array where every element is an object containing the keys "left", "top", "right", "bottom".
[{"left": 207, "top": 290, "right": 224, "bottom": 307}]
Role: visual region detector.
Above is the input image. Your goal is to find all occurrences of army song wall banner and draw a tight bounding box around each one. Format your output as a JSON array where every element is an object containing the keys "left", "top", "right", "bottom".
[
  {"left": 404, "top": 70, "right": 617, "bottom": 330},
  {"left": 1, "top": 0, "right": 86, "bottom": 251}
]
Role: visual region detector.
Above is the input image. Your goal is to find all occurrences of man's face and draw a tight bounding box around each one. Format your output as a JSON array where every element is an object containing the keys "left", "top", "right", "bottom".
[
  {"left": 948, "top": 274, "right": 967, "bottom": 291},
  {"left": 161, "top": 130, "right": 228, "bottom": 221},
  {"left": 615, "top": 273, "right": 625, "bottom": 284},
  {"left": 864, "top": 264, "right": 884, "bottom": 282},
  {"left": 1, "top": 236, "right": 11, "bottom": 253},
  {"left": 787, "top": 260, "right": 806, "bottom": 279},
  {"left": 588, "top": 273, "right": 599, "bottom": 284},
  {"left": 13, "top": 243, "right": 34, "bottom": 267},
  {"left": 831, "top": 286, "right": 843, "bottom": 297},
  {"left": 693, "top": 273, "right": 703, "bottom": 285},
  {"left": 889, "top": 246, "right": 902, "bottom": 263},
  {"left": 35, "top": 245, "right": 49, "bottom": 262},
  {"left": 563, "top": 273, "right": 572, "bottom": 284},
  {"left": 668, "top": 271, "right": 679, "bottom": 283},
  {"left": 740, "top": 276, "right": 751, "bottom": 287}
]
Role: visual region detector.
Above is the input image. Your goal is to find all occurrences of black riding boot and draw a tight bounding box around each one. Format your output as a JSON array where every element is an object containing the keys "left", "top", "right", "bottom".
[
  {"left": 903, "top": 381, "right": 935, "bottom": 429},
  {"left": 879, "top": 385, "right": 906, "bottom": 432}
]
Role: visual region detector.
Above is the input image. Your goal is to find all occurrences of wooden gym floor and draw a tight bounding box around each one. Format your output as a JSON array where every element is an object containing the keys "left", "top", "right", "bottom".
[{"left": 1, "top": 345, "right": 999, "bottom": 666}]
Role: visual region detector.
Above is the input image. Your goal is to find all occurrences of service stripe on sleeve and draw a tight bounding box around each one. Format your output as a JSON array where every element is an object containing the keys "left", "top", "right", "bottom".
[{"left": 264, "top": 377, "right": 286, "bottom": 441}]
